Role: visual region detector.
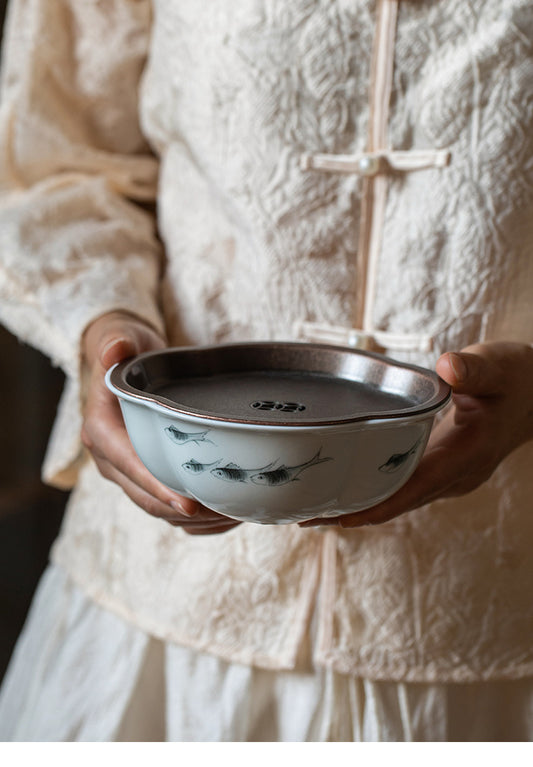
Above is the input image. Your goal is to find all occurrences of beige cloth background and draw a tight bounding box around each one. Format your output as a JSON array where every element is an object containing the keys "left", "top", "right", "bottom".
[{"left": 0, "top": 0, "right": 531, "bottom": 694}]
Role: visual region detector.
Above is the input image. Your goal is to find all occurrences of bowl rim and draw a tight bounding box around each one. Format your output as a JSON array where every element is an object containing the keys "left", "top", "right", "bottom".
[{"left": 106, "top": 341, "right": 452, "bottom": 427}]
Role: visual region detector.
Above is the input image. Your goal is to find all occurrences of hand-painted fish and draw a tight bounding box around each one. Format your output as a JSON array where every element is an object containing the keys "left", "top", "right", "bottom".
[
  {"left": 378, "top": 438, "right": 422, "bottom": 473},
  {"left": 211, "top": 460, "right": 277, "bottom": 484},
  {"left": 182, "top": 458, "right": 220, "bottom": 474},
  {"left": 165, "top": 425, "right": 214, "bottom": 446},
  {"left": 250, "top": 450, "right": 332, "bottom": 486}
]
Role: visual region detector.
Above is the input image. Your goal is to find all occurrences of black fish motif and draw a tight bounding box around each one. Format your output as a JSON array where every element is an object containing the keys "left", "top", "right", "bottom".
[
  {"left": 210, "top": 451, "right": 332, "bottom": 486},
  {"left": 251, "top": 450, "right": 332, "bottom": 486},
  {"left": 211, "top": 461, "right": 277, "bottom": 484},
  {"left": 182, "top": 459, "right": 220, "bottom": 474},
  {"left": 379, "top": 438, "right": 422, "bottom": 474},
  {"left": 165, "top": 425, "right": 214, "bottom": 446}
]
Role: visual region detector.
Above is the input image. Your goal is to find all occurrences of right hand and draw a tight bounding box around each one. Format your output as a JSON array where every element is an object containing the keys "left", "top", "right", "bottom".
[{"left": 81, "top": 311, "right": 242, "bottom": 535}]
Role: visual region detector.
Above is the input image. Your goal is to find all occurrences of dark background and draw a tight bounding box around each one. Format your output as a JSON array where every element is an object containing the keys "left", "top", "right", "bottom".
[{"left": 0, "top": 0, "right": 70, "bottom": 683}]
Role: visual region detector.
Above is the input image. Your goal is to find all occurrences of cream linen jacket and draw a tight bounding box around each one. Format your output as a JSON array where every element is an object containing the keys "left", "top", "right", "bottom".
[{"left": 0, "top": 0, "right": 532, "bottom": 682}]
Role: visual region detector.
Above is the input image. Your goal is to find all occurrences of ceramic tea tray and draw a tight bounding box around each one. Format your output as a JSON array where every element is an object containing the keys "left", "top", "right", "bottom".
[{"left": 109, "top": 341, "right": 450, "bottom": 427}]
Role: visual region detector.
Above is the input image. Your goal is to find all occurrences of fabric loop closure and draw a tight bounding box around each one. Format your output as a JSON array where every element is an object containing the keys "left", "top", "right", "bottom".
[
  {"left": 294, "top": 320, "right": 434, "bottom": 354},
  {"left": 300, "top": 149, "right": 451, "bottom": 177}
]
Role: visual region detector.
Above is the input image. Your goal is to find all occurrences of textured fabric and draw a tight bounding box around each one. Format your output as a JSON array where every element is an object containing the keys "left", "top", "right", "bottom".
[
  {"left": 0, "top": 0, "right": 532, "bottom": 684},
  {"left": 0, "top": 0, "right": 165, "bottom": 487},
  {"left": 2, "top": 564, "right": 533, "bottom": 742},
  {"left": 0, "top": 566, "right": 150, "bottom": 742},
  {"left": 51, "top": 461, "right": 322, "bottom": 671}
]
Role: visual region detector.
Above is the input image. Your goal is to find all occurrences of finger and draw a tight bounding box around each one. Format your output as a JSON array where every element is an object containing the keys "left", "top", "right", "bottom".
[
  {"left": 93, "top": 451, "right": 235, "bottom": 527},
  {"left": 170, "top": 516, "right": 239, "bottom": 527},
  {"left": 299, "top": 440, "right": 462, "bottom": 529},
  {"left": 100, "top": 336, "right": 142, "bottom": 369},
  {"left": 86, "top": 430, "right": 199, "bottom": 517},
  {"left": 169, "top": 506, "right": 242, "bottom": 532},
  {"left": 172, "top": 519, "right": 239, "bottom": 529},
  {"left": 84, "top": 388, "right": 199, "bottom": 516},
  {"left": 181, "top": 522, "right": 242, "bottom": 536},
  {"left": 341, "top": 435, "right": 478, "bottom": 526},
  {"left": 99, "top": 326, "right": 165, "bottom": 370},
  {"left": 92, "top": 452, "right": 198, "bottom": 521},
  {"left": 168, "top": 507, "right": 237, "bottom": 525},
  {"left": 84, "top": 311, "right": 166, "bottom": 369},
  {"left": 436, "top": 350, "right": 504, "bottom": 397}
]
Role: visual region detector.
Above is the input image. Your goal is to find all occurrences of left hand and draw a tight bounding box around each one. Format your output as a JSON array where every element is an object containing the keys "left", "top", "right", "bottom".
[
  {"left": 81, "top": 311, "right": 242, "bottom": 536},
  {"left": 299, "top": 341, "right": 533, "bottom": 529}
]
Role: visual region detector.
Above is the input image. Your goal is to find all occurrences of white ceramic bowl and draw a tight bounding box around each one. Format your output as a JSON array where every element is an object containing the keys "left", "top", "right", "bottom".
[{"left": 105, "top": 342, "right": 451, "bottom": 524}]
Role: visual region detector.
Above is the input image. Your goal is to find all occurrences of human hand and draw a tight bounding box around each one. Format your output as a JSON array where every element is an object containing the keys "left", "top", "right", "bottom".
[
  {"left": 299, "top": 341, "right": 533, "bottom": 529},
  {"left": 81, "top": 311, "right": 242, "bottom": 535}
]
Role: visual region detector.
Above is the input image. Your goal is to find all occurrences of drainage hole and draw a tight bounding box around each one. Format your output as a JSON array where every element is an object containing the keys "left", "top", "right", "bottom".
[{"left": 251, "top": 400, "right": 306, "bottom": 413}]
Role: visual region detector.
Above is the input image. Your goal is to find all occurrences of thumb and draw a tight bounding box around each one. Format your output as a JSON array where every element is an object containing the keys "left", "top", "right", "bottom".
[
  {"left": 84, "top": 312, "right": 165, "bottom": 370},
  {"left": 100, "top": 334, "right": 142, "bottom": 369},
  {"left": 436, "top": 349, "right": 504, "bottom": 397}
]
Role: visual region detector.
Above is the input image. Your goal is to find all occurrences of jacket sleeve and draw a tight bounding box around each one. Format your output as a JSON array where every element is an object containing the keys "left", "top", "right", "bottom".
[{"left": 0, "top": 0, "right": 165, "bottom": 488}]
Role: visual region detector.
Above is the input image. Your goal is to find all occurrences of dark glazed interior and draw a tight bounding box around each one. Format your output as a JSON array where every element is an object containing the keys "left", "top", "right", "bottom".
[{"left": 109, "top": 342, "right": 451, "bottom": 426}]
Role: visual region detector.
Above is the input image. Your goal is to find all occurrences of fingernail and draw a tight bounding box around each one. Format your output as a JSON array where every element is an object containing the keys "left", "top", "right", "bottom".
[
  {"left": 101, "top": 337, "right": 134, "bottom": 367},
  {"left": 449, "top": 353, "right": 467, "bottom": 383},
  {"left": 102, "top": 338, "right": 126, "bottom": 357},
  {"left": 170, "top": 499, "right": 197, "bottom": 517}
]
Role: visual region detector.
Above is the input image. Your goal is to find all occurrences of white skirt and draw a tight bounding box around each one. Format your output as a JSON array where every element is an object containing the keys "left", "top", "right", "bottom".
[{"left": 1, "top": 564, "right": 532, "bottom": 742}]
